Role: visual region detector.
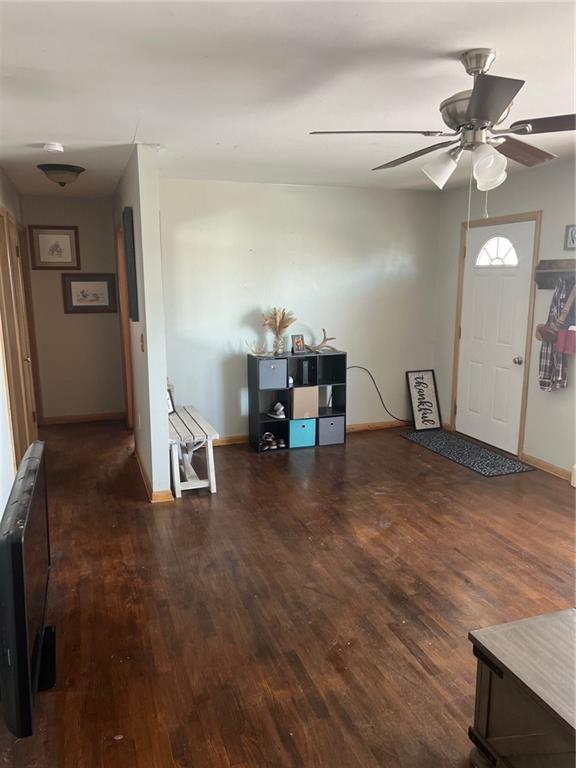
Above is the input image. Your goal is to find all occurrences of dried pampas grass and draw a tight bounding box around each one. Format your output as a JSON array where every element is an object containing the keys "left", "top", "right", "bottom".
[{"left": 262, "top": 307, "right": 296, "bottom": 354}]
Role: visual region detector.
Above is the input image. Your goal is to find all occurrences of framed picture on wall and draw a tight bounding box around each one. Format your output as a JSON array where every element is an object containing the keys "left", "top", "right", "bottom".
[
  {"left": 564, "top": 225, "right": 576, "bottom": 251},
  {"left": 61, "top": 273, "right": 117, "bottom": 314},
  {"left": 29, "top": 225, "right": 80, "bottom": 269},
  {"left": 122, "top": 207, "right": 139, "bottom": 321},
  {"left": 406, "top": 369, "right": 442, "bottom": 431}
]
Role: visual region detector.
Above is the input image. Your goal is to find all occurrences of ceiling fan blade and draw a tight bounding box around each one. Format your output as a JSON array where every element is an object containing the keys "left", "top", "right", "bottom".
[
  {"left": 466, "top": 74, "right": 525, "bottom": 125},
  {"left": 509, "top": 114, "right": 576, "bottom": 134},
  {"left": 310, "top": 130, "right": 446, "bottom": 136},
  {"left": 496, "top": 136, "right": 557, "bottom": 167},
  {"left": 372, "top": 140, "right": 460, "bottom": 170}
]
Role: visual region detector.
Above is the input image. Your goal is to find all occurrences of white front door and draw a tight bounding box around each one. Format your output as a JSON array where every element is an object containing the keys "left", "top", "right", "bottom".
[{"left": 456, "top": 221, "right": 534, "bottom": 454}]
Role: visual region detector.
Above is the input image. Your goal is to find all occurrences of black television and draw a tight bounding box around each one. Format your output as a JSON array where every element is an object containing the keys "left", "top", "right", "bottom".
[{"left": 0, "top": 441, "right": 55, "bottom": 738}]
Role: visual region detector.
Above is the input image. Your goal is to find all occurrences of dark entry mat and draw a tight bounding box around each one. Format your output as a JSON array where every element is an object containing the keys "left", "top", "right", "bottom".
[{"left": 401, "top": 430, "right": 534, "bottom": 477}]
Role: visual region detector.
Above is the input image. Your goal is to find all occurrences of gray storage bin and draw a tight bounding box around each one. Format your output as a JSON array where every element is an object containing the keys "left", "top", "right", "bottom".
[
  {"left": 318, "top": 415, "right": 345, "bottom": 445},
  {"left": 258, "top": 358, "right": 288, "bottom": 390}
]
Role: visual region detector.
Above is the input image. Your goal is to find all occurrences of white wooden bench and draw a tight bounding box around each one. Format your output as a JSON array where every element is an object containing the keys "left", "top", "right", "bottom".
[{"left": 169, "top": 406, "right": 219, "bottom": 497}]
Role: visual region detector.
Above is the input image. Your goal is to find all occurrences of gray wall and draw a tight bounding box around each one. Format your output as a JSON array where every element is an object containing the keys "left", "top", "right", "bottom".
[
  {"left": 114, "top": 145, "right": 170, "bottom": 494},
  {"left": 435, "top": 161, "right": 576, "bottom": 472},
  {"left": 21, "top": 195, "right": 125, "bottom": 420},
  {"left": 160, "top": 178, "right": 442, "bottom": 437}
]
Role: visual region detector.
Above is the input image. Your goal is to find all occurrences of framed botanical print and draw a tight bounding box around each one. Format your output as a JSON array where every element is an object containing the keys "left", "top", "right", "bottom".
[
  {"left": 61, "top": 273, "right": 117, "bottom": 314},
  {"left": 29, "top": 225, "right": 80, "bottom": 270}
]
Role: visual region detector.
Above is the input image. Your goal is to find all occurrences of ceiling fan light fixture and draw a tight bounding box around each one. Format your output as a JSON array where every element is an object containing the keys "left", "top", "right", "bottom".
[
  {"left": 472, "top": 143, "right": 507, "bottom": 186},
  {"left": 37, "top": 163, "right": 85, "bottom": 187},
  {"left": 476, "top": 170, "right": 507, "bottom": 191},
  {"left": 422, "top": 147, "right": 463, "bottom": 189}
]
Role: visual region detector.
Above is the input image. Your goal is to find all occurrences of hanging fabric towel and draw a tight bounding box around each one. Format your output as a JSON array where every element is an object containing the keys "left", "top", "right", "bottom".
[{"left": 538, "top": 277, "right": 575, "bottom": 391}]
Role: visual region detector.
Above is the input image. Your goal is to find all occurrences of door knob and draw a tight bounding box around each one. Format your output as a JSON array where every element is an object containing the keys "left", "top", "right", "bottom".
[
  {"left": 513, "top": 356, "right": 523, "bottom": 365},
  {"left": 24, "top": 356, "right": 31, "bottom": 363}
]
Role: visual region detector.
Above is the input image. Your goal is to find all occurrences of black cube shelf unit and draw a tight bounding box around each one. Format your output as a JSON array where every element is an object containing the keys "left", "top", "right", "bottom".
[{"left": 247, "top": 351, "right": 347, "bottom": 452}]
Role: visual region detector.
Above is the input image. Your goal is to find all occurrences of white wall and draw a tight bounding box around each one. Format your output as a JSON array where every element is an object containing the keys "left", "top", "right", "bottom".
[
  {"left": 0, "top": 168, "right": 20, "bottom": 508},
  {"left": 160, "top": 179, "right": 442, "bottom": 437},
  {"left": 115, "top": 145, "right": 170, "bottom": 494},
  {"left": 435, "top": 160, "right": 576, "bottom": 472},
  {"left": 21, "top": 196, "right": 124, "bottom": 420}
]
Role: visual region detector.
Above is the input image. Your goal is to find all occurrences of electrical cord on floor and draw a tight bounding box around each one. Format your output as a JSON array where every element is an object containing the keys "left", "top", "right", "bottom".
[{"left": 346, "top": 365, "right": 406, "bottom": 423}]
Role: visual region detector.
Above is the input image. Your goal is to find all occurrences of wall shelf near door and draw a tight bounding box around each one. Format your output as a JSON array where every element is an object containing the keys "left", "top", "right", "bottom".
[{"left": 534, "top": 259, "right": 576, "bottom": 289}]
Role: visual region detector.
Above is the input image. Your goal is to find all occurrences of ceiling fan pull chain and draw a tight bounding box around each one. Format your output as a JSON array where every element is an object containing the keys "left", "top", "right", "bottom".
[{"left": 483, "top": 191, "right": 489, "bottom": 219}]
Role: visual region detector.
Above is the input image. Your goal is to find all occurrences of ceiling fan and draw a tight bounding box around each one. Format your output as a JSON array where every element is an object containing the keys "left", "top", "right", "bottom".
[{"left": 311, "top": 49, "right": 576, "bottom": 190}]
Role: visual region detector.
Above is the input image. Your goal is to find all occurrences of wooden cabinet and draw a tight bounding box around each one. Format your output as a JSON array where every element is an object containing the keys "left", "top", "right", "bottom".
[{"left": 469, "top": 609, "right": 575, "bottom": 768}]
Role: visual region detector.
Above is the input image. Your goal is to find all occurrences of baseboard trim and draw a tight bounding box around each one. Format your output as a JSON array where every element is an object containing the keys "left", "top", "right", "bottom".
[
  {"left": 134, "top": 449, "right": 174, "bottom": 503},
  {"left": 346, "top": 420, "right": 408, "bottom": 432},
  {"left": 519, "top": 452, "right": 571, "bottom": 482},
  {"left": 151, "top": 489, "right": 176, "bottom": 503},
  {"left": 214, "top": 421, "right": 408, "bottom": 446},
  {"left": 214, "top": 435, "right": 249, "bottom": 446},
  {"left": 40, "top": 411, "right": 125, "bottom": 426}
]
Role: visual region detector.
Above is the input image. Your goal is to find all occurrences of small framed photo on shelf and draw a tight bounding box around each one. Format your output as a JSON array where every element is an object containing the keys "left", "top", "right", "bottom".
[
  {"left": 29, "top": 225, "right": 80, "bottom": 270},
  {"left": 564, "top": 224, "right": 576, "bottom": 251},
  {"left": 61, "top": 273, "right": 117, "bottom": 314},
  {"left": 291, "top": 334, "right": 305, "bottom": 354},
  {"left": 406, "top": 369, "right": 441, "bottom": 431}
]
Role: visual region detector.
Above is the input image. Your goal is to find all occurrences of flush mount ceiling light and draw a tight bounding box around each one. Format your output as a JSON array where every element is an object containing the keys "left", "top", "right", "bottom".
[
  {"left": 43, "top": 142, "right": 64, "bottom": 153},
  {"left": 37, "top": 163, "right": 85, "bottom": 187},
  {"left": 311, "top": 48, "right": 575, "bottom": 191}
]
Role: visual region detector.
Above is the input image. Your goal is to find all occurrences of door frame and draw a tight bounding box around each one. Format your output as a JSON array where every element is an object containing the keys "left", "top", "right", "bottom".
[
  {"left": 115, "top": 229, "right": 134, "bottom": 429},
  {"left": 449, "top": 210, "right": 542, "bottom": 457},
  {"left": 17, "top": 224, "right": 42, "bottom": 427},
  {"left": 0, "top": 208, "right": 39, "bottom": 458}
]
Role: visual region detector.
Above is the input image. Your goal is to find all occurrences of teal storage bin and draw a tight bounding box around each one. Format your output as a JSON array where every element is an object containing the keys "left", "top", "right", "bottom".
[{"left": 289, "top": 418, "right": 317, "bottom": 448}]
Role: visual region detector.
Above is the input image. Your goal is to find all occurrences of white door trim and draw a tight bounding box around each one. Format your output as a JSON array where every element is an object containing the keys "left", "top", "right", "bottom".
[{"left": 450, "top": 211, "right": 542, "bottom": 456}]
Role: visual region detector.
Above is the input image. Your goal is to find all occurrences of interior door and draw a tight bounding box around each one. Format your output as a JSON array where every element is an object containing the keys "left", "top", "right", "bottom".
[{"left": 456, "top": 221, "right": 535, "bottom": 454}]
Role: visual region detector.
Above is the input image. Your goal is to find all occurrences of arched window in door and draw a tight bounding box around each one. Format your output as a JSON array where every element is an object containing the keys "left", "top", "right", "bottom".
[{"left": 475, "top": 236, "right": 519, "bottom": 267}]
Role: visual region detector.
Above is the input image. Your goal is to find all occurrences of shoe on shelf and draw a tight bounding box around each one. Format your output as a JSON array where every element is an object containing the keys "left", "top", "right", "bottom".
[
  {"left": 260, "top": 432, "right": 277, "bottom": 451},
  {"left": 267, "top": 402, "right": 286, "bottom": 419},
  {"left": 277, "top": 437, "right": 286, "bottom": 449}
]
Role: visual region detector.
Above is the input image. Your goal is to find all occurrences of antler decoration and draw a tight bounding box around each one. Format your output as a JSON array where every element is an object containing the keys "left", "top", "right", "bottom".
[
  {"left": 305, "top": 328, "right": 338, "bottom": 353},
  {"left": 262, "top": 307, "right": 296, "bottom": 354},
  {"left": 245, "top": 340, "right": 271, "bottom": 357}
]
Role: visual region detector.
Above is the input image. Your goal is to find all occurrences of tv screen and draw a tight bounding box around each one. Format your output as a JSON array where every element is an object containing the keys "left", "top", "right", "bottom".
[{"left": 0, "top": 441, "right": 53, "bottom": 738}]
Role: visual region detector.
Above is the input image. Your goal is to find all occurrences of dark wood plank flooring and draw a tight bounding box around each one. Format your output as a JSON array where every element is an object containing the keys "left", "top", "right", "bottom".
[{"left": 1, "top": 422, "right": 573, "bottom": 767}]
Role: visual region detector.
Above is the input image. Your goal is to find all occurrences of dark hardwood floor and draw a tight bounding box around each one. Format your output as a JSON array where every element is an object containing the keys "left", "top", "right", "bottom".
[{"left": 1, "top": 422, "right": 573, "bottom": 767}]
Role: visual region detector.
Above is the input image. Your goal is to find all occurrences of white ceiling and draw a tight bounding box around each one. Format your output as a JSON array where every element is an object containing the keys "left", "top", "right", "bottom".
[{"left": 1, "top": 1, "right": 574, "bottom": 196}]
